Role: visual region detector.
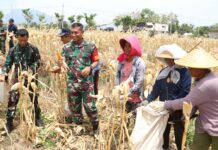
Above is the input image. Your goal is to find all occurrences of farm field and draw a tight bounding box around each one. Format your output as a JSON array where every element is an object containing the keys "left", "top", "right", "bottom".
[{"left": 0, "top": 29, "right": 218, "bottom": 149}]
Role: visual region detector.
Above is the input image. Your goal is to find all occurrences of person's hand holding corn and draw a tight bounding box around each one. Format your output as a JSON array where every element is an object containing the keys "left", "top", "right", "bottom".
[
  {"left": 50, "top": 51, "right": 62, "bottom": 73},
  {"left": 0, "top": 74, "right": 5, "bottom": 82}
]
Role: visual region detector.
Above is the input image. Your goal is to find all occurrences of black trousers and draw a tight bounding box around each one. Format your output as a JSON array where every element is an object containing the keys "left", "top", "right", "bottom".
[
  {"left": 163, "top": 110, "right": 184, "bottom": 150},
  {"left": 9, "top": 38, "right": 14, "bottom": 49},
  {"left": 93, "top": 70, "right": 99, "bottom": 95}
]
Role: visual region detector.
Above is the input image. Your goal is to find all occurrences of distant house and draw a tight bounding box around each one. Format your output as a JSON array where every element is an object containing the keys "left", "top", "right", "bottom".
[
  {"left": 135, "top": 22, "right": 169, "bottom": 33},
  {"left": 183, "top": 33, "right": 193, "bottom": 37},
  {"left": 145, "top": 23, "right": 169, "bottom": 33},
  {"left": 209, "top": 29, "right": 218, "bottom": 39}
]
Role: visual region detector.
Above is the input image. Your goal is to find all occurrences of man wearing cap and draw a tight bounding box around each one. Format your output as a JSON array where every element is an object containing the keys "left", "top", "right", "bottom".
[
  {"left": 56, "top": 28, "right": 100, "bottom": 95},
  {"left": 55, "top": 23, "right": 99, "bottom": 135},
  {"left": 0, "top": 20, "right": 7, "bottom": 54},
  {"left": 58, "top": 28, "right": 72, "bottom": 44},
  {"left": 1, "top": 29, "right": 43, "bottom": 132},
  {"left": 155, "top": 48, "right": 218, "bottom": 150},
  {"left": 147, "top": 44, "right": 192, "bottom": 150},
  {"left": 8, "top": 18, "right": 18, "bottom": 49}
]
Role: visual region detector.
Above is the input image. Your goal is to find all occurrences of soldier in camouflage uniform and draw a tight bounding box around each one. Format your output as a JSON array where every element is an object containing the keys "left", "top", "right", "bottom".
[
  {"left": 0, "top": 19, "right": 7, "bottom": 54},
  {"left": 1, "top": 29, "right": 43, "bottom": 132},
  {"left": 57, "top": 28, "right": 101, "bottom": 95},
  {"left": 62, "top": 23, "right": 99, "bottom": 134}
]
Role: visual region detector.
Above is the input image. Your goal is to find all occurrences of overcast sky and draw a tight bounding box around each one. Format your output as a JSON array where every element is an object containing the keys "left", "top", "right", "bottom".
[{"left": 0, "top": 0, "right": 217, "bottom": 26}]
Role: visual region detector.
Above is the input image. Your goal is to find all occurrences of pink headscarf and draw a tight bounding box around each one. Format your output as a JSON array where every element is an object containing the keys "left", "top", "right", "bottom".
[{"left": 117, "top": 36, "right": 142, "bottom": 62}]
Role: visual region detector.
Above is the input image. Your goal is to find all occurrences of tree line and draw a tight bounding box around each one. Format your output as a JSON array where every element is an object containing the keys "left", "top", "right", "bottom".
[
  {"left": 0, "top": 9, "right": 97, "bottom": 29},
  {"left": 113, "top": 8, "right": 218, "bottom": 37},
  {"left": 0, "top": 8, "right": 218, "bottom": 36}
]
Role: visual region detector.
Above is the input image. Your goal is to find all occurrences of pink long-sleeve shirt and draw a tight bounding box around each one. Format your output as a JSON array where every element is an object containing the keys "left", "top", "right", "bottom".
[{"left": 165, "top": 72, "right": 218, "bottom": 136}]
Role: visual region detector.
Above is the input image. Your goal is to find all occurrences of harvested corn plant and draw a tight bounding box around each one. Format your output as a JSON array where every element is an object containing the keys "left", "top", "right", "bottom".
[{"left": 0, "top": 29, "right": 218, "bottom": 149}]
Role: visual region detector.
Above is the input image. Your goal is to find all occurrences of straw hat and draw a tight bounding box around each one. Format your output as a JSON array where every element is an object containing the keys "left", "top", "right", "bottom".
[{"left": 175, "top": 48, "right": 218, "bottom": 68}]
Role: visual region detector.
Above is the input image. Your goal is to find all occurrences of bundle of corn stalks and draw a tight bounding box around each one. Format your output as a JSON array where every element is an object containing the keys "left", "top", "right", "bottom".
[
  {"left": 10, "top": 71, "right": 39, "bottom": 142},
  {"left": 0, "top": 54, "right": 5, "bottom": 67},
  {"left": 182, "top": 102, "right": 193, "bottom": 150}
]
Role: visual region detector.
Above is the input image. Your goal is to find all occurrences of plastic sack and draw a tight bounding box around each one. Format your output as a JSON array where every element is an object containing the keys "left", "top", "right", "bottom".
[{"left": 131, "top": 102, "right": 169, "bottom": 150}]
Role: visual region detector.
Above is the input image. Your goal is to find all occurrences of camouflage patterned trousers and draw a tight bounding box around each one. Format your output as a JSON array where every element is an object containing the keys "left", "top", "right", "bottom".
[
  {"left": 67, "top": 77, "right": 98, "bottom": 125},
  {"left": 0, "top": 40, "right": 6, "bottom": 54},
  {"left": 6, "top": 80, "right": 40, "bottom": 120}
]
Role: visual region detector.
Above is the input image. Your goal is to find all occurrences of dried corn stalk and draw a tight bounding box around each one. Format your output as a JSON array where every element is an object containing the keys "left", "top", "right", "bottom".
[{"left": 182, "top": 102, "right": 193, "bottom": 150}]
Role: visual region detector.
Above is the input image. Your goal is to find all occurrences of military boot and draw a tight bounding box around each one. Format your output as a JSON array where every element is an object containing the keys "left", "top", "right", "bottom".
[
  {"left": 92, "top": 121, "right": 99, "bottom": 136},
  {"left": 6, "top": 117, "right": 14, "bottom": 133},
  {"left": 35, "top": 106, "right": 43, "bottom": 127}
]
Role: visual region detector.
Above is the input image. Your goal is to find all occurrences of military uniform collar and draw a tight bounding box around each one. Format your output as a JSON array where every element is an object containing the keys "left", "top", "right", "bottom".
[
  {"left": 72, "top": 39, "right": 88, "bottom": 48},
  {"left": 17, "top": 43, "right": 30, "bottom": 51}
]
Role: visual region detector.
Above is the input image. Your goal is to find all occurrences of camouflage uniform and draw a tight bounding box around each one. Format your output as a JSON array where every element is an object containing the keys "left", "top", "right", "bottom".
[
  {"left": 2, "top": 43, "right": 41, "bottom": 124},
  {"left": 62, "top": 40, "right": 98, "bottom": 125},
  {"left": 0, "top": 25, "right": 7, "bottom": 54}
]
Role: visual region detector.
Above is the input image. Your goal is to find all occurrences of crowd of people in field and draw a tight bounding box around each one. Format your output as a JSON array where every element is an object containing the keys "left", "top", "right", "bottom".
[{"left": 0, "top": 18, "right": 218, "bottom": 150}]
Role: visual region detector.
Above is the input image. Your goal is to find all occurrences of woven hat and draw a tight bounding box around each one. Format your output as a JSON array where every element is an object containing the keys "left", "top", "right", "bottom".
[{"left": 175, "top": 48, "right": 218, "bottom": 68}]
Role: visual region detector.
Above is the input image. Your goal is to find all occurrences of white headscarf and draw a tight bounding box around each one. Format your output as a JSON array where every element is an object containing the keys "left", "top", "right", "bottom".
[
  {"left": 155, "top": 44, "right": 187, "bottom": 60},
  {"left": 155, "top": 44, "right": 187, "bottom": 83}
]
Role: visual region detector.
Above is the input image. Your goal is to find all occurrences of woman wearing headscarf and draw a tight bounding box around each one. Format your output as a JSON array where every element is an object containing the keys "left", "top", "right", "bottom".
[
  {"left": 147, "top": 44, "right": 192, "bottom": 150},
  {"left": 160, "top": 48, "right": 218, "bottom": 150},
  {"left": 115, "top": 36, "right": 146, "bottom": 113}
]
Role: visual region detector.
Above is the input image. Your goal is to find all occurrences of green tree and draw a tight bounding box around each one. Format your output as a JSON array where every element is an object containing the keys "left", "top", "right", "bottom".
[
  {"left": 168, "top": 13, "right": 179, "bottom": 33},
  {"left": 159, "top": 14, "right": 171, "bottom": 24},
  {"left": 0, "top": 10, "right": 4, "bottom": 20},
  {"left": 194, "top": 26, "right": 209, "bottom": 37},
  {"left": 76, "top": 15, "right": 83, "bottom": 23},
  {"left": 178, "top": 23, "right": 194, "bottom": 34},
  {"left": 121, "top": 15, "right": 135, "bottom": 31},
  {"left": 83, "top": 13, "right": 97, "bottom": 29},
  {"left": 54, "top": 12, "right": 64, "bottom": 28},
  {"left": 114, "top": 15, "right": 135, "bottom": 31},
  {"left": 114, "top": 16, "right": 122, "bottom": 27},
  {"left": 68, "top": 15, "right": 75, "bottom": 23},
  {"left": 113, "top": 8, "right": 181, "bottom": 33},
  {"left": 30, "top": 22, "right": 38, "bottom": 28},
  {"left": 139, "top": 8, "right": 160, "bottom": 23},
  {"left": 38, "top": 14, "right": 46, "bottom": 25},
  {"left": 22, "top": 8, "right": 33, "bottom": 26}
]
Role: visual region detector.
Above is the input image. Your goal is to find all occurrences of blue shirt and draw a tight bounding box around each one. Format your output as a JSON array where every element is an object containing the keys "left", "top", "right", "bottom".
[
  {"left": 147, "top": 67, "right": 191, "bottom": 102},
  {"left": 8, "top": 24, "right": 18, "bottom": 34}
]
